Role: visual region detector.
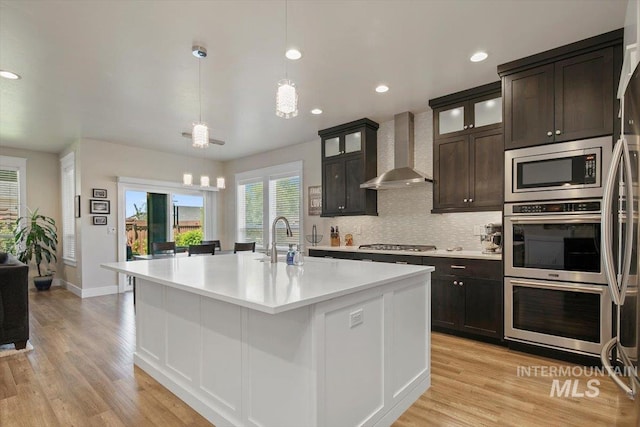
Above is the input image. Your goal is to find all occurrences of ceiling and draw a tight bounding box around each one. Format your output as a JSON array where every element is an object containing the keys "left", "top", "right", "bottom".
[{"left": 0, "top": 0, "right": 627, "bottom": 161}]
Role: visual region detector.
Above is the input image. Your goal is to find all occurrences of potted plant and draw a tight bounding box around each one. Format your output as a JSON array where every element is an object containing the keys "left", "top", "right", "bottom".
[{"left": 14, "top": 209, "right": 58, "bottom": 291}]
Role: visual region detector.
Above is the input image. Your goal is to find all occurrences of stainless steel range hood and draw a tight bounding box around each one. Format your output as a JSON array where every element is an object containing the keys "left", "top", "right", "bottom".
[{"left": 361, "top": 111, "right": 433, "bottom": 190}]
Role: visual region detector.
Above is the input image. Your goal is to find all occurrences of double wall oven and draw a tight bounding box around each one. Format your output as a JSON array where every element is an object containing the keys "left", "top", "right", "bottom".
[{"left": 504, "top": 137, "right": 614, "bottom": 355}]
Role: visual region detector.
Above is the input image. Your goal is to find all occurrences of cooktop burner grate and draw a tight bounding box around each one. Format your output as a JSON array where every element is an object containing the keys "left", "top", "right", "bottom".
[{"left": 358, "top": 244, "right": 437, "bottom": 252}]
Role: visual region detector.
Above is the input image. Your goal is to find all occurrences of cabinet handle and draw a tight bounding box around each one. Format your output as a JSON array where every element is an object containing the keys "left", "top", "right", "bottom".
[
  {"left": 469, "top": 124, "right": 474, "bottom": 128},
  {"left": 464, "top": 198, "right": 468, "bottom": 202},
  {"left": 451, "top": 265, "right": 466, "bottom": 269},
  {"left": 547, "top": 131, "right": 553, "bottom": 137},
  {"left": 396, "top": 261, "right": 408, "bottom": 265},
  {"left": 361, "top": 259, "right": 373, "bottom": 262},
  {"left": 453, "top": 281, "right": 458, "bottom": 285},
  {"left": 469, "top": 198, "right": 473, "bottom": 202},
  {"left": 459, "top": 281, "right": 464, "bottom": 286},
  {"left": 555, "top": 130, "right": 561, "bottom": 135}
]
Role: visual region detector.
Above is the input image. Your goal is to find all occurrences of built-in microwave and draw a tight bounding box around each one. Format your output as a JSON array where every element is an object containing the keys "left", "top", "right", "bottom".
[{"left": 505, "top": 137, "right": 613, "bottom": 202}]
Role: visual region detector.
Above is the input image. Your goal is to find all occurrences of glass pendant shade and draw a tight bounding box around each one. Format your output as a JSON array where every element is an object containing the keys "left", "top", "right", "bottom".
[
  {"left": 216, "top": 177, "right": 226, "bottom": 189},
  {"left": 183, "top": 173, "right": 193, "bottom": 186},
  {"left": 200, "top": 175, "right": 210, "bottom": 187},
  {"left": 276, "top": 79, "right": 298, "bottom": 118},
  {"left": 192, "top": 122, "right": 210, "bottom": 148}
]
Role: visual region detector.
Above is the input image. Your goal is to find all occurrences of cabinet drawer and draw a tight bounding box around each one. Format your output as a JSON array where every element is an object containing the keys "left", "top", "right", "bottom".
[{"left": 423, "top": 257, "right": 502, "bottom": 280}]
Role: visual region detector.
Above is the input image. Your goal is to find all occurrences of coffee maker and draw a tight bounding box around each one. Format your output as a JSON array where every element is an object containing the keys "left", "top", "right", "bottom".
[{"left": 480, "top": 223, "right": 502, "bottom": 254}]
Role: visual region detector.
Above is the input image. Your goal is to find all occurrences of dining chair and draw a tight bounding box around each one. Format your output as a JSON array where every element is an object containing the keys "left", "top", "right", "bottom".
[
  {"left": 202, "top": 240, "right": 222, "bottom": 250},
  {"left": 188, "top": 243, "right": 216, "bottom": 256},
  {"left": 151, "top": 241, "right": 176, "bottom": 255},
  {"left": 233, "top": 242, "right": 256, "bottom": 253}
]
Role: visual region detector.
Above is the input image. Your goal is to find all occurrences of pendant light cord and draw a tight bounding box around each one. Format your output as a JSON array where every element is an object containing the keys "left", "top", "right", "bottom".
[
  {"left": 198, "top": 58, "right": 202, "bottom": 122},
  {"left": 284, "top": 0, "right": 288, "bottom": 79}
]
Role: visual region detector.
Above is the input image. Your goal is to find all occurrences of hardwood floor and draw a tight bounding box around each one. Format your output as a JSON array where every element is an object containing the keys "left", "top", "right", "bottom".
[{"left": 0, "top": 287, "right": 637, "bottom": 426}]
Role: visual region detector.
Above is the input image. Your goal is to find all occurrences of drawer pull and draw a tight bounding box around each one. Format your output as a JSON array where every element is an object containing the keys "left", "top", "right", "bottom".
[
  {"left": 451, "top": 265, "right": 467, "bottom": 269},
  {"left": 396, "top": 261, "right": 408, "bottom": 265},
  {"left": 361, "top": 259, "right": 373, "bottom": 262}
]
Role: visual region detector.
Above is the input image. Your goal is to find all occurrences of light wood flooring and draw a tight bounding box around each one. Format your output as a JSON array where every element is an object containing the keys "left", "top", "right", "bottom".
[{"left": 0, "top": 287, "right": 637, "bottom": 426}]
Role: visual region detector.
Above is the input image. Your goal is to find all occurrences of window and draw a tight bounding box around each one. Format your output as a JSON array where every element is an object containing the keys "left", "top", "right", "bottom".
[
  {"left": 60, "top": 153, "right": 76, "bottom": 263},
  {"left": 236, "top": 161, "right": 302, "bottom": 250},
  {"left": 0, "top": 156, "right": 26, "bottom": 254}
]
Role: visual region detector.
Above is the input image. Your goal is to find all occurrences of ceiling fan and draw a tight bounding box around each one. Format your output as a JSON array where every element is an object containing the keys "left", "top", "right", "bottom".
[{"left": 181, "top": 132, "right": 225, "bottom": 146}]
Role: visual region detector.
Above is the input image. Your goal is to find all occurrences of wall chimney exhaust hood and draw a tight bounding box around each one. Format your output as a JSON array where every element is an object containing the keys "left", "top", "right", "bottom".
[{"left": 361, "top": 111, "right": 433, "bottom": 190}]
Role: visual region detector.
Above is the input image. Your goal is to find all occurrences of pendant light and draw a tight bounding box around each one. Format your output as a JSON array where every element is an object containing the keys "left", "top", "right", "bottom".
[
  {"left": 192, "top": 45, "right": 209, "bottom": 147},
  {"left": 276, "top": 0, "right": 298, "bottom": 118}
]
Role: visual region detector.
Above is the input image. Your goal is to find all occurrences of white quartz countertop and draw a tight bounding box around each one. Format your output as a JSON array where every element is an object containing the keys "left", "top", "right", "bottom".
[
  {"left": 102, "top": 253, "right": 433, "bottom": 314},
  {"left": 309, "top": 245, "right": 502, "bottom": 260}
]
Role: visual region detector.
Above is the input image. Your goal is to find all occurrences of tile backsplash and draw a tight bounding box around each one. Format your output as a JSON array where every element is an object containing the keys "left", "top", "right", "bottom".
[{"left": 325, "top": 109, "right": 502, "bottom": 252}]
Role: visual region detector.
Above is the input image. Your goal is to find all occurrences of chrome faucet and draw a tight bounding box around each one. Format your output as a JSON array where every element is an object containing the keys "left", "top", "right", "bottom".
[{"left": 270, "top": 216, "right": 293, "bottom": 263}]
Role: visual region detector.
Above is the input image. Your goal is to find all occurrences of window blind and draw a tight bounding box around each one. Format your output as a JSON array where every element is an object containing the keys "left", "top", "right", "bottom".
[
  {"left": 0, "top": 169, "right": 19, "bottom": 253},
  {"left": 61, "top": 154, "right": 76, "bottom": 262},
  {"left": 237, "top": 180, "right": 264, "bottom": 247},
  {"left": 269, "top": 174, "right": 300, "bottom": 247}
]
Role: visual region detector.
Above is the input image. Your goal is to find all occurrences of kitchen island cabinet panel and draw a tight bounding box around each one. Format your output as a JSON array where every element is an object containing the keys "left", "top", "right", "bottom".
[{"left": 103, "top": 254, "right": 432, "bottom": 427}]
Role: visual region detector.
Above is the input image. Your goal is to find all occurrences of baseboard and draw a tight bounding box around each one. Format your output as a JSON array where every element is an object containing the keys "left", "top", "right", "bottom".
[{"left": 57, "top": 279, "right": 118, "bottom": 299}]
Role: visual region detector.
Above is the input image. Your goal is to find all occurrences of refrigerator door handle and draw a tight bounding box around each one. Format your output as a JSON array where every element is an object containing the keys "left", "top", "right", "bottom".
[
  {"left": 600, "top": 337, "right": 637, "bottom": 399},
  {"left": 603, "top": 138, "right": 624, "bottom": 306},
  {"left": 619, "top": 138, "right": 634, "bottom": 305}
]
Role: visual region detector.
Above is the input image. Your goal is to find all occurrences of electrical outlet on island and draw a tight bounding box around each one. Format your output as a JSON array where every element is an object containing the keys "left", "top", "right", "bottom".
[{"left": 473, "top": 225, "right": 484, "bottom": 236}]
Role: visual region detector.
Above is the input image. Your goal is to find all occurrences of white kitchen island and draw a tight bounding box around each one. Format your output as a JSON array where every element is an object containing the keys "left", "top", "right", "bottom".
[{"left": 102, "top": 253, "right": 433, "bottom": 427}]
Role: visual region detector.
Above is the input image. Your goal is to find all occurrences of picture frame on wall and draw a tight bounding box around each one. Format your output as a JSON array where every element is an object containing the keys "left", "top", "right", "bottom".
[
  {"left": 92, "top": 188, "right": 107, "bottom": 198},
  {"left": 90, "top": 199, "right": 110, "bottom": 214},
  {"left": 75, "top": 195, "right": 81, "bottom": 218},
  {"left": 92, "top": 216, "right": 107, "bottom": 225},
  {"left": 308, "top": 185, "right": 322, "bottom": 216}
]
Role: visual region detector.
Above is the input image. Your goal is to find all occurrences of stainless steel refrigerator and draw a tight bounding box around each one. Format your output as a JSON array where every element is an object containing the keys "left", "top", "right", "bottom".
[{"left": 601, "top": 60, "right": 640, "bottom": 412}]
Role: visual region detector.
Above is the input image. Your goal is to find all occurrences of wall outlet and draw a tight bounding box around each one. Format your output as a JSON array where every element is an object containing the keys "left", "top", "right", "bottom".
[
  {"left": 355, "top": 225, "right": 362, "bottom": 235},
  {"left": 473, "top": 225, "right": 485, "bottom": 236},
  {"left": 349, "top": 308, "right": 364, "bottom": 328},
  {"left": 107, "top": 226, "right": 117, "bottom": 235}
]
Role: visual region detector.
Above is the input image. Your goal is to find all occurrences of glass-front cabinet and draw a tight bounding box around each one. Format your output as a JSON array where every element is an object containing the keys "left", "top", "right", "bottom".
[
  {"left": 323, "top": 131, "right": 362, "bottom": 158},
  {"left": 319, "top": 119, "right": 379, "bottom": 217},
  {"left": 431, "top": 83, "right": 502, "bottom": 139}
]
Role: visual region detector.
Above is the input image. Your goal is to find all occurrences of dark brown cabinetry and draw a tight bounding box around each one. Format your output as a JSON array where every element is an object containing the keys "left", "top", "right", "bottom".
[
  {"left": 499, "top": 30, "right": 623, "bottom": 150},
  {"left": 427, "top": 257, "right": 503, "bottom": 340},
  {"left": 319, "top": 119, "right": 378, "bottom": 217},
  {"left": 308, "top": 249, "right": 504, "bottom": 341},
  {"left": 429, "top": 82, "right": 503, "bottom": 213}
]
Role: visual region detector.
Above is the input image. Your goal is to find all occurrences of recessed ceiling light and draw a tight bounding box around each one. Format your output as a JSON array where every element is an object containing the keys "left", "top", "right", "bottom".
[
  {"left": 286, "top": 49, "right": 302, "bottom": 60},
  {"left": 311, "top": 108, "right": 323, "bottom": 115},
  {"left": 375, "top": 85, "right": 389, "bottom": 93},
  {"left": 0, "top": 70, "right": 21, "bottom": 80},
  {"left": 470, "top": 51, "right": 488, "bottom": 62}
]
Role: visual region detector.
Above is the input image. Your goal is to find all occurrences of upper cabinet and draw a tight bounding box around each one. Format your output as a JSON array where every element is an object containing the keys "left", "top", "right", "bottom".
[
  {"left": 319, "top": 118, "right": 378, "bottom": 217},
  {"left": 433, "top": 83, "right": 503, "bottom": 139},
  {"left": 429, "top": 82, "right": 504, "bottom": 213},
  {"left": 499, "top": 30, "right": 623, "bottom": 150}
]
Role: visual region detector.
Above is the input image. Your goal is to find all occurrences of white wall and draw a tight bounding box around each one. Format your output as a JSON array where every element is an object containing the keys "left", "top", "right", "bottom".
[
  {"left": 224, "top": 110, "right": 500, "bottom": 254},
  {"left": 222, "top": 138, "right": 327, "bottom": 252},
  {"left": 76, "top": 138, "right": 224, "bottom": 292},
  {"left": 0, "top": 147, "right": 64, "bottom": 277}
]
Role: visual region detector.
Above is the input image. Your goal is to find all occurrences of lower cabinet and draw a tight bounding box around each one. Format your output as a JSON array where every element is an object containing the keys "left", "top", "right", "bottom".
[
  {"left": 427, "top": 257, "right": 503, "bottom": 340},
  {"left": 432, "top": 275, "right": 502, "bottom": 339}
]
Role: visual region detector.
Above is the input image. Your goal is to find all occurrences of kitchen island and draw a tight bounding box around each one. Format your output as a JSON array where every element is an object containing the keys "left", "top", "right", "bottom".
[{"left": 102, "top": 253, "right": 433, "bottom": 427}]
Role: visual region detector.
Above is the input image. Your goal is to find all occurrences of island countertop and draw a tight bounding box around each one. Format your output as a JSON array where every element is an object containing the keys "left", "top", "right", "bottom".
[{"left": 102, "top": 253, "right": 433, "bottom": 314}]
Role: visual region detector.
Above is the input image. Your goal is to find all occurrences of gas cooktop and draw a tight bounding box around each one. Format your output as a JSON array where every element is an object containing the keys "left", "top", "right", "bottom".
[{"left": 358, "top": 244, "right": 437, "bottom": 252}]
